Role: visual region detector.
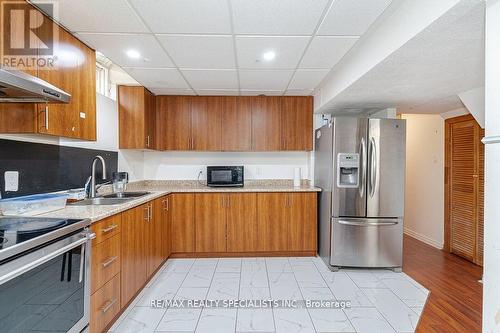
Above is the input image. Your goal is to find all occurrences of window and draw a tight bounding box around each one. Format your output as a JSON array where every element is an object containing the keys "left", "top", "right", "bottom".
[{"left": 96, "top": 62, "right": 109, "bottom": 97}]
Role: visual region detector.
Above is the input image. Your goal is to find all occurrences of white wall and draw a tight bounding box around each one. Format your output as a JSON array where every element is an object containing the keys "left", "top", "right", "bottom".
[
  {"left": 143, "top": 151, "right": 310, "bottom": 181},
  {"left": 483, "top": 1, "right": 500, "bottom": 331},
  {"left": 401, "top": 114, "right": 444, "bottom": 249}
]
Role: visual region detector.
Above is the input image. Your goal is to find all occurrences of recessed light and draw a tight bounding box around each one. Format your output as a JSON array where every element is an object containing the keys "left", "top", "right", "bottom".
[
  {"left": 262, "top": 51, "right": 276, "bottom": 61},
  {"left": 126, "top": 49, "right": 141, "bottom": 59}
]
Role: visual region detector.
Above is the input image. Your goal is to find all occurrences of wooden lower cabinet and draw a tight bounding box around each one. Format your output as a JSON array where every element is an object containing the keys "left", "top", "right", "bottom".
[
  {"left": 120, "top": 204, "right": 148, "bottom": 307},
  {"left": 90, "top": 274, "right": 121, "bottom": 333},
  {"left": 171, "top": 193, "right": 195, "bottom": 253},
  {"left": 227, "top": 193, "right": 258, "bottom": 252},
  {"left": 161, "top": 195, "right": 172, "bottom": 259},
  {"left": 91, "top": 234, "right": 121, "bottom": 294},
  {"left": 289, "top": 193, "right": 317, "bottom": 251},
  {"left": 195, "top": 193, "right": 227, "bottom": 252},
  {"left": 147, "top": 199, "right": 164, "bottom": 276}
]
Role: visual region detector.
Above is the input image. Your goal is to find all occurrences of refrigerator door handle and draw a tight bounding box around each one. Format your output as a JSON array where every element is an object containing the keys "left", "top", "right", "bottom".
[
  {"left": 359, "top": 137, "right": 366, "bottom": 198},
  {"left": 369, "top": 137, "right": 377, "bottom": 197},
  {"left": 337, "top": 219, "right": 398, "bottom": 226}
]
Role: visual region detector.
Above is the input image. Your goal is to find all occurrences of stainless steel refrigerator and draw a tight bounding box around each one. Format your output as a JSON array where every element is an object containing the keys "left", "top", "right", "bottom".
[{"left": 314, "top": 117, "right": 406, "bottom": 270}]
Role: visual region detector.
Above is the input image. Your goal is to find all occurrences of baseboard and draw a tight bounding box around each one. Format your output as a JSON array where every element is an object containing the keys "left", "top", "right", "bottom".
[{"left": 404, "top": 227, "right": 443, "bottom": 250}]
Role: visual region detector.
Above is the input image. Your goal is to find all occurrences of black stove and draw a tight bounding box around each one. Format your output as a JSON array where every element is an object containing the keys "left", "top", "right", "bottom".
[{"left": 0, "top": 216, "right": 90, "bottom": 261}]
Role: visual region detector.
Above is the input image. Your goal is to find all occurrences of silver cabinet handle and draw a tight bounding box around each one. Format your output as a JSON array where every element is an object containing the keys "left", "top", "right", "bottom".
[
  {"left": 359, "top": 137, "right": 366, "bottom": 198},
  {"left": 226, "top": 195, "right": 230, "bottom": 208},
  {"left": 43, "top": 104, "right": 49, "bottom": 130},
  {"left": 146, "top": 135, "right": 150, "bottom": 148},
  {"left": 102, "top": 256, "right": 118, "bottom": 268},
  {"left": 100, "top": 298, "right": 118, "bottom": 314},
  {"left": 102, "top": 224, "right": 118, "bottom": 233},
  {"left": 144, "top": 206, "right": 149, "bottom": 221},
  {"left": 338, "top": 220, "right": 398, "bottom": 226}
]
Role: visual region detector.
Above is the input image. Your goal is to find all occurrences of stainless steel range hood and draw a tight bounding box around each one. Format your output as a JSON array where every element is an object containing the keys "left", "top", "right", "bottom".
[{"left": 0, "top": 68, "right": 71, "bottom": 103}]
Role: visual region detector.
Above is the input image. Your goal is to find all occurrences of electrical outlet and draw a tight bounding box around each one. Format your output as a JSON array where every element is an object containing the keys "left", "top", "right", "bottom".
[{"left": 5, "top": 171, "right": 19, "bottom": 191}]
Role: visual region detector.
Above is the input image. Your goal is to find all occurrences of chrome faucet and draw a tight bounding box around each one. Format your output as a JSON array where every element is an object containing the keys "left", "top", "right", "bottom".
[{"left": 88, "top": 155, "right": 107, "bottom": 198}]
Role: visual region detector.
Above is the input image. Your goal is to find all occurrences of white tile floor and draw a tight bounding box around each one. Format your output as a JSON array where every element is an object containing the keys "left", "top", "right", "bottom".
[{"left": 109, "top": 257, "right": 429, "bottom": 333}]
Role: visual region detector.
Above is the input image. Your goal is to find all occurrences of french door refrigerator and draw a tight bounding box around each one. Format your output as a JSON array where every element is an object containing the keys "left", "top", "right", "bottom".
[{"left": 314, "top": 117, "right": 406, "bottom": 270}]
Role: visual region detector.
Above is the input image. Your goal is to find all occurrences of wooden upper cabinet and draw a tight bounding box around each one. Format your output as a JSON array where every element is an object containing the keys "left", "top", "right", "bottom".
[
  {"left": 191, "top": 96, "right": 222, "bottom": 151},
  {"left": 118, "top": 86, "right": 155, "bottom": 149},
  {"left": 157, "top": 96, "right": 192, "bottom": 151},
  {"left": 221, "top": 96, "right": 252, "bottom": 151},
  {"left": 0, "top": 4, "right": 96, "bottom": 140},
  {"left": 281, "top": 96, "right": 313, "bottom": 151},
  {"left": 252, "top": 96, "right": 282, "bottom": 151}
]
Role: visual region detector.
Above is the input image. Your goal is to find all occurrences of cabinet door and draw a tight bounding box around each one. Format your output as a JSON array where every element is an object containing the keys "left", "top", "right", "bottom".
[
  {"left": 118, "top": 86, "right": 146, "bottom": 149},
  {"left": 227, "top": 193, "right": 258, "bottom": 252},
  {"left": 288, "top": 193, "right": 317, "bottom": 252},
  {"left": 157, "top": 96, "right": 192, "bottom": 150},
  {"left": 257, "top": 193, "right": 289, "bottom": 251},
  {"left": 147, "top": 200, "right": 164, "bottom": 276},
  {"left": 145, "top": 89, "right": 156, "bottom": 149},
  {"left": 191, "top": 97, "right": 222, "bottom": 151},
  {"left": 171, "top": 193, "right": 195, "bottom": 253},
  {"left": 162, "top": 195, "right": 172, "bottom": 259},
  {"left": 121, "top": 205, "right": 148, "bottom": 307},
  {"left": 77, "top": 46, "right": 97, "bottom": 141},
  {"left": 221, "top": 97, "right": 252, "bottom": 151},
  {"left": 281, "top": 97, "right": 313, "bottom": 151},
  {"left": 252, "top": 96, "right": 282, "bottom": 151},
  {"left": 37, "top": 24, "right": 81, "bottom": 138},
  {"left": 195, "top": 193, "right": 227, "bottom": 253}
]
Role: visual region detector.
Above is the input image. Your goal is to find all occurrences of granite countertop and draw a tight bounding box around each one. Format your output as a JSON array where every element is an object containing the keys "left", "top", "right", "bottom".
[{"left": 38, "top": 180, "right": 321, "bottom": 223}]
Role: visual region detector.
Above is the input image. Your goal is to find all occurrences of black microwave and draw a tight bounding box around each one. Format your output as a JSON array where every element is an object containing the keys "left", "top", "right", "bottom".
[{"left": 207, "top": 166, "right": 244, "bottom": 187}]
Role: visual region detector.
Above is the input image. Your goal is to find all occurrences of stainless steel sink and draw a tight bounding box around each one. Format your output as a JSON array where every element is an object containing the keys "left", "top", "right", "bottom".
[
  {"left": 70, "top": 197, "right": 134, "bottom": 206},
  {"left": 102, "top": 191, "right": 151, "bottom": 199}
]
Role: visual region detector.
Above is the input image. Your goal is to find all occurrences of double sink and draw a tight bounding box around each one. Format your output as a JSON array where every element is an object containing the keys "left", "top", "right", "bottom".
[{"left": 70, "top": 191, "right": 151, "bottom": 206}]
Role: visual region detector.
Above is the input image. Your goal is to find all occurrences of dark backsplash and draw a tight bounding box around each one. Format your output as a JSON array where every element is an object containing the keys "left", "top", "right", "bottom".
[{"left": 0, "top": 139, "right": 118, "bottom": 199}]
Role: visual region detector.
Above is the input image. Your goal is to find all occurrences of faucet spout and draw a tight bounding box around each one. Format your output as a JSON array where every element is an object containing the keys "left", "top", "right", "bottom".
[{"left": 89, "top": 155, "right": 107, "bottom": 198}]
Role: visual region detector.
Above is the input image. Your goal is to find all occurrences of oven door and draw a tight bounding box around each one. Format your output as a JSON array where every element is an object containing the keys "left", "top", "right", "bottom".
[{"left": 0, "top": 230, "right": 94, "bottom": 333}]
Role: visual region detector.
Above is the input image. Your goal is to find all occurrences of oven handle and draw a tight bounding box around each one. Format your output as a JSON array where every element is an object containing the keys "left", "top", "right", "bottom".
[{"left": 0, "top": 233, "right": 94, "bottom": 286}]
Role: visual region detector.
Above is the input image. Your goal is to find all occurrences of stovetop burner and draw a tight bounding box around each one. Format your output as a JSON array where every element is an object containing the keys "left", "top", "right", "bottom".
[{"left": 0, "top": 217, "right": 68, "bottom": 233}]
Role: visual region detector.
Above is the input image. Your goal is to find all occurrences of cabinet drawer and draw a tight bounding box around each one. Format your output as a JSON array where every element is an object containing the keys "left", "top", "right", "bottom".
[
  {"left": 90, "top": 274, "right": 121, "bottom": 333},
  {"left": 91, "top": 234, "right": 121, "bottom": 294},
  {"left": 91, "top": 215, "right": 121, "bottom": 245}
]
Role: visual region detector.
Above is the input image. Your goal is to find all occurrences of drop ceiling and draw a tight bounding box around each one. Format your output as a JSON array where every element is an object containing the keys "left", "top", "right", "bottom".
[{"left": 32, "top": 0, "right": 392, "bottom": 96}]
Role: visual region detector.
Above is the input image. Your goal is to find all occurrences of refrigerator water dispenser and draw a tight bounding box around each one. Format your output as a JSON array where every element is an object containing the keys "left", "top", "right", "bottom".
[{"left": 337, "top": 153, "right": 359, "bottom": 188}]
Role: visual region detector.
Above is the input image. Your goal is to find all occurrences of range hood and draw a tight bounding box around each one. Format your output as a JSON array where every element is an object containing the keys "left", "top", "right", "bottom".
[{"left": 0, "top": 68, "right": 71, "bottom": 103}]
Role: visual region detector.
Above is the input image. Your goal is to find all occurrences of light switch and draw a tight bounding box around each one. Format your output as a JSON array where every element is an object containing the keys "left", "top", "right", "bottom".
[{"left": 5, "top": 171, "right": 19, "bottom": 191}]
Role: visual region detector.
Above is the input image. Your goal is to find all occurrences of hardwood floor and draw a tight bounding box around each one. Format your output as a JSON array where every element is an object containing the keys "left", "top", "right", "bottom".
[{"left": 403, "top": 235, "right": 483, "bottom": 333}]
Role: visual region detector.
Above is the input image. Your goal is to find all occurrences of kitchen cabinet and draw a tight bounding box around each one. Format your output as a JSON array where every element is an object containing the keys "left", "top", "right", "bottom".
[
  {"left": 118, "top": 86, "right": 155, "bottom": 149},
  {"left": 191, "top": 97, "right": 222, "bottom": 151},
  {"left": 90, "top": 274, "right": 121, "bottom": 333},
  {"left": 221, "top": 97, "right": 253, "bottom": 151},
  {"left": 0, "top": 4, "right": 96, "bottom": 140},
  {"left": 170, "top": 193, "right": 195, "bottom": 253},
  {"left": 281, "top": 96, "right": 313, "bottom": 151},
  {"left": 120, "top": 203, "right": 148, "bottom": 307},
  {"left": 161, "top": 195, "right": 172, "bottom": 259},
  {"left": 195, "top": 193, "right": 227, "bottom": 252},
  {"left": 156, "top": 95, "right": 192, "bottom": 150},
  {"left": 226, "top": 193, "right": 258, "bottom": 252},
  {"left": 257, "top": 192, "right": 317, "bottom": 252},
  {"left": 91, "top": 233, "right": 121, "bottom": 294},
  {"left": 251, "top": 96, "right": 282, "bottom": 151},
  {"left": 147, "top": 199, "right": 164, "bottom": 276}
]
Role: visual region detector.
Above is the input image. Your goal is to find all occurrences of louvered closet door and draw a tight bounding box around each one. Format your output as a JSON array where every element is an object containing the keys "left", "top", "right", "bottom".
[
  {"left": 476, "top": 128, "right": 485, "bottom": 265},
  {"left": 449, "top": 120, "right": 477, "bottom": 261}
]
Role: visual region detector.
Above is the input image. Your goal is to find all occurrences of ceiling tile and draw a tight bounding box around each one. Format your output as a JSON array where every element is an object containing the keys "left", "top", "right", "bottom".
[
  {"left": 77, "top": 33, "right": 174, "bottom": 68},
  {"left": 285, "top": 89, "right": 314, "bottom": 96},
  {"left": 300, "top": 36, "right": 358, "bottom": 69},
  {"left": 318, "top": 0, "right": 392, "bottom": 36},
  {"left": 196, "top": 90, "right": 240, "bottom": 96},
  {"left": 32, "top": 0, "right": 148, "bottom": 33},
  {"left": 129, "top": 0, "right": 231, "bottom": 33},
  {"left": 231, "top": 0, "right": 329, "bottom": 35},
  {"left": 236, "top": 36, "right": 310, "bottom": 69},
  {"left": 240, "top": 90, "right": 283, "bottom": 96},
  {"left": 181, "top": 69, "right": 239, "bottom": 89},
  {"left": 149, "top": 88, "right": 195, "bottom": 95},
  {"left": 124, "top": 68, "right": 190, "bottom": 89},
  {"left": 157, "top": 35, "right": 235, "bottom": 69},
  {"left": 288, "top": 70, "right": 329, "bottom": 90},
  {"left": 239, "top": 70, "right": 293, "bottom": 90}
]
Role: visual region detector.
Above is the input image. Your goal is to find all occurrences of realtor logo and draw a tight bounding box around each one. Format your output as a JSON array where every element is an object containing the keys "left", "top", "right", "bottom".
[{"left": 1, "top": 1, "right": 57, "bottom": 70}]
